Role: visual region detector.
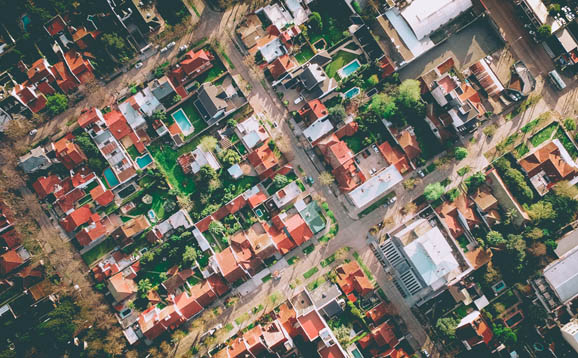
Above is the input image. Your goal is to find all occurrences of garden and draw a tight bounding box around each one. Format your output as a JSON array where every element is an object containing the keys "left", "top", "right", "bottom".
[
  {"left": 325, "top": 50, "right": 359, "bottom": 79},
  {"left": 307, "top": 0, "right": 353, "bottom": 48}
]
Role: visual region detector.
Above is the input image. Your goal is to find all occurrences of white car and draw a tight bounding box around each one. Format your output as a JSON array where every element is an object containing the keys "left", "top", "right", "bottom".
[
  {"left": 28, "top": 129, "right": 38, "bottom": 136},
  {"left": 160, "top": 46, "right": 168, "bottom": 53},
  {"left": 134, "top": 62, "right": 143, "bottom": 69},
  {"left": 179, "top": 44, "right": 188, "bottom": 52},
  {"left": 166, "top": 41, "right": 176, "bottom": 49}
]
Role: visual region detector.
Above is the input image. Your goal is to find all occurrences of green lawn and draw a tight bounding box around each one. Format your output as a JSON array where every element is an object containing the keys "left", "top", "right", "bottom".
[
  {"left": 530, "top": 122, "right": 558, "bottom": 147},
  {"left": 308, "top": 0, "right": 352, "bottom": 47},
  {"left": 173, "top": 97, "right": 208, "bottom": 138},
  {"left": 81, "top": 238, "right": 117, "bottom": 266},
  {"left": 303, "top": 267, "right": 319, "bottom": 279},
  {"left": 343, "top": 133, "right": 364, "bottom": 154},
  {"left": 325, "top": 51, "right": 358, "bottom": 79},
  {"left": 555, "top": 128, "right": 578, "bottom": 159},
  {"left": 126, "top": 145, "right": 140, "bottom": 160},
  {"left": 129, "top": 186, "right": 175, "bottom": 221},
  {"left": 295, "top": 45, "right": 315, "bottom": 64},
  {"left": 193, "top": 51, "right": 226, "bottom": 84},
  {"left": 514, "top": 142, "right": 530, "bottom": 159}
]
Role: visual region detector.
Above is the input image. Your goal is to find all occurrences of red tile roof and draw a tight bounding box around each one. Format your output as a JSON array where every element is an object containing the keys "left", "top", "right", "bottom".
[
  {"left": 284, "top": 213, "right": 313, "bottom": 246},
  {"left": 268, "top": 54, "right": 298, "bottom": 80},
  {"left": 180, "top": 49, "right": 214, "bottom": 76},
  {"left": 266, "top": 221, "right": 295, "bottom": 254},
  {"left": 55, "top": 188, "right": 85, "bottom": 213},
  {"left": 174, "top": 291, "right": 203, "bottom": 320},
  {"left": 0, "top": 249, "right": 24, "bottom": 275},
  {"left": 520, "top": 141, "right": 578, "bottom": 183},
  {"left": 76, "top": 214, "right": 106, "bottom": 247},
  {"left": 319, "top": 345, "right": 346, "bottom": 358},
  {"left": 336, "top": 261, "right": 374, "bottom": 297},
  {"left": 214, "top": 247, "right": 246, "bottom": 283},
  {"left": 372, "top": 321, "right": 398, "bottom": 348},
  {"left": 397, "top": 129, "right": 421, "bottom": 160},
  {"left": 44, "top": 15, "right": 67, "bottom": 36},
  {"left": 70, "top": 167, "right": 96, "bottom": 187},
  {"left": 60, "top": 205, "right": 92, "bottom": 232},
  {"left": 247, "top": 189, "right": 268, "bottom": 208},
  {"left": 297, "top": 309, "right": 326, "bottom": 341},
  {"left": 104, "top": 110, "right": 132, "bottom": 140},
  {"left": 207, "top": 274, "right": 229, "bottom": 296},
  {"left": 196, "top": 215, "right": 214, "bottom": 233},
  {"left": 64, "top": 50, "right": 94, "bottom": 83},
  {"left": 52, "top": 61, "right": 79, "bottom": 93},
  {"left": 189, "top": 279, "right": 217, "bottom": 307},
  {"left": 32, "top": 175, "right": 62, "bottom": 199},
  {"left": 0, "top": 229, "right": 21, "bottom": 249},
  {"left": 243, "top": 325, "right": 266, "bottom": 355},
  {"left": 299, "top": 99, "right": 328, "bottom": 122},
  {"left": 227, "top": 337, "right": 250, "bottom": 358},
  {"left": 248, "top": 143, "right": 279, "bottom": 179},
  {"left": 90, "top": 184, "right": 115, "bottom": 207},
  {"left": 278, "top": 303, "right": 300, "bottom": 337},
  {"left": 53, "top": 134, "right": 86, "bottom": 169},
  {"left": 333, "top": 160, "right": 365, "bottom": 192},
  {"left": 78, "top": 108, "right": 101, "bottom": 128},
  {"left": 378, "top": 141, "right": 411, "bottom": 174},
  {"left": 436, "top": 193, "right": 482, "bottom": 239},
  {"left": 366, "top": 301, "right": 391, "bottom": 325}
]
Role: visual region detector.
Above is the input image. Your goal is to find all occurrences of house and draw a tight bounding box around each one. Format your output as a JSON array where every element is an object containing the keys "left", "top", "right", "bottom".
[
  {"left": 297, "top": 63, "right": 337, "bottom": 100},
  {"left": 0, "top": 201, "right": 13, "bottom": 234},
  {"left": 193, "top": 82, "right": 229, "bottom": 122},
  {"left": 272, "top": 211, "right": 313, "bottom": 246},
  {"left": 297, "top": 309, "right": 326, "bottom": 341},
  {"left": 237, "top": 14, "right": 266, "bottom": 49},
  {"left": 268, "top": 54, "right": 298, "bottom": 81},
  {"left": 90, "top": 182, "right": 115, "bottom": 207},
  {"left": 358, "top": 320, "right": 407, "bottom": 358},
  {"left": 271, "top": 181, "right": 302, "bottom": 209},
  {"left": 308, "top": 281, "right": 344, "bottom": 318},
  {"left": 110, "top": 215, "right": 150, "bottom": 247},
  {"left": 148, "top": 76, "right": 177, "bottom": 104},
  {"left": 542, "top": 244, "right": 578, "bottom": 306},
  {"left": 60, "top": 205, "right": 93, "bottom": 232},
  {"left": 180, "top": 49, "right": 214, "bottom": 78},
  {"left": 213, "top": 247, "right": 247, "bottom": 283},
  {"left": 469, "top": 59, "right": 504, "bottom": 98},
  {"left": 52, "top": 134, "right": 87, "bottom": 169},
  {"left": 516, "top": 0, "right": 563, "bottom": 34},
  {"left": 243, "top": 325, "right": 267, "bottom": 356},
  {"left": 189, "top": 279, "right": 218, "bottom": 308},
  {"left": 298, "top": 99, "right": 328, "bottom": 124},
  {"left": 303, "top": 118, "right": 335, "bottom": 145},
  {"left": 107, "top": 270, "right": 138, "bottom": 303},
  {"left": 0, "top": 247, "right": 30, "bottom": 275},
  {"left": 32, "top": 175, "right": 62, "bottom": 199},
  {"left": 346, "top": 164, "right": 403, "bottom": 209},
  {"left": 507, "top": 61, "right": 536, "bottom": 99},
  {"left": 456, "top": 310, "right": 493, "bottom": 350},
  {"left": 519, "top": 139, "right": 578, "bottom": 196},
  {"left": 0, "top": 228, "right": 21, "bottom": 250},
  {"left": 230, "top": 230, "right": 262, "bottom": 276},
  {"left": 247, "top": 143, "right": 279, "bottom": 179},
  {"left": 76, "top": 213, "right": 107, "bottom": 247},
  {"left": 256, "top": 34, "right": 286, "bottom": 64},
  {"left": 436, "top": 193, "right": 484, "bottom": 242},
  {"left": 266, "top": 221, "right": 296, "bottom": 255},
  {"left": 177, "top": 145, "right": 221, "bottom": 175},
  {"left": 258, "top": 4, "right": 293, "bottom": 29},
  {"left": 236, "top": 114, "right": 270, "bottom": 150},
  {"left": 245, "top": 222, "right": 278, "bottom": 261},
  {"left": 561, "top": 318, "right": 578, "bottom": 354},
  {"left": 18, "top": 146, "right": 52, "bottom": 174},
  {"left": 378, "top": 215, "right": 468, "bottom": 303},
  {"left": 394, "top": 127, "right": 421, "bottom": 161},
  {"left": 335, "top": 261, "right": 374, "bottom": 299},
  {"left": 63, "top": 50, "right": 95, "bottom": 84},
  {"left": 10, "top": 82, "right": 48, "bottom": 113}
]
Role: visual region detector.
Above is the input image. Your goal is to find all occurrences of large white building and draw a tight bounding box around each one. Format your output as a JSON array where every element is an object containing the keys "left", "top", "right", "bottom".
[
  {"left": 543, "top": 244, "right": 578, "bottom": 305},
  {"left": 561, "top": 318, "right": 578, "bottom": 353}
]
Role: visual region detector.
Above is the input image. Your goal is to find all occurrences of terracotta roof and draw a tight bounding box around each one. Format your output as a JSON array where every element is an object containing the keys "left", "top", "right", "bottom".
[
  {"left": 266, "top": 221, "right": 295, "bottom": 254},
  {"left": 60, "top": 205, "right": 92, "bottom": 232},
  {"left": 319, "top": 345, "right": 346, "bottom": 358},
  {"left": 108, "top": 272, "right": 137, "bottom": 302},
  {"left": 189, "top": 279, "right": 217, "bottom": 307},
  {"left": 53, "top": 134, "right": 86, "bottom": 169},
  {"left": 227, "top": 337, "right": 250, "bottom": 358},
  {"left": 243, "top": 325, "right": 266, "bottom": 355},
  {"left": 32, "top": 175, "right": 61, "bottom": 199},
  {"left": 520, "top": 141, "right": 578, "bottom": 181},
  {"left": 247, "top": 189, "right": 268, "bottom": 208},
  {"left": 335, "top": 122, "right": 359, "bottom": 139},
  {"left": 262, "top": 320, "right": 288, "bottom": 349},
  {"left": 52, "top": 61, "right": 79, "bottom": 93},
  {"left": 90, "top": 185, "right": 115, "bottom": 207},
  {"left": 297, "top": 309, "right": 326, "bottom": 341},
  {"left": 174, "top": 291, "right": 203, "bottom": 320},
  {"left": 70, "top": 167, "right": 96, "bottom": 187},
  {"left": 366, "top": 301, "right": 391, "bottom": 324},
  {"left": 278, "top": 303, "right": 300, "bottom": 337},
  {"left": 378, "top": 141, "right": 411, "bottom": 174},
  {"left": 104, "top": 110, "right": 132, "bottom": 140},
  {"left": 196, "top": 215, "right": 214, "bottom": 233},
  {"left": 324, "top": 140, "right": 354, "bottom": 169},
  {"left": 268, "top": 54, "right": 298, "bottom": 80},
  {"left": 397, "top": 129, "right": 421, "bottom": 160},
  {"left": 214, "top": 247, "right": 245, "bottom": 283},
  {"left": 284, "top": 213, "right": 313, "bottom": 246},
  {"left": 76, "top": 214, "right": 106, "bottom": 247},
  {"left": 207, "top": 274, "right": 229, "bottom": 296},
  {"left": 44, "top": 15, "right": 66, "bottom": 36},
  {"left": 56, "top": 188, "right": 86, "bottom": 213},
  {"left": 372, "top": 321, "right": 398, "bottom": 348},
  {"left": 0, "top": 249, "right": 24, "bottom": 275},
  {"left": 436, "top": 193, "right": 481, "bottom": 239},
  {"left": 78, "top": 108, "right": 101, "bottom": 128},
  {"left": 0, "top": 229, "right": 21, "bottom": 249},
  {"left": 335, "top": 261, "right": 374, "bottom": 297},
  {"left": 247, "top": 143, "right": 279, "bottom": 178},
  {"left": 180, "top": 49, "right": 214, "bottom": 76}
]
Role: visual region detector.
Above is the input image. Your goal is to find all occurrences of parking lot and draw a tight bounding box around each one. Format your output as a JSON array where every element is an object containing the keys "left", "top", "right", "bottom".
[{"left": 398, "top": 17, "right": 504, "bottom": 81}]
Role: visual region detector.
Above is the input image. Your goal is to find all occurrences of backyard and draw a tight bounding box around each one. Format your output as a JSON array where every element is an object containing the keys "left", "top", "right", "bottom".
[
  {"left": 171, "top": 97, "right": 208, "bottom": 138},
  {"left": 325, "top": 50, "right": 358, "bottom": 79},
  {"left": 295, "top": 45, "right": 315, "bottom": 64},
  {"left": 81, "top": 237, "right": 118, "bottom": 266},
  {"left": 308, "top": 0, "right": 352, "bottom": 47}
]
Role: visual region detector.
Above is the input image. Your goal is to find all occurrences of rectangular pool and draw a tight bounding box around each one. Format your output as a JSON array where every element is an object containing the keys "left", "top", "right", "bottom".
[
  {"left": 344, "top": 87, "right": 360, "bottom": 99},
  {"left": 135, "top": 153, "right": 153, "bottom": 169},
  {"left": 171, "top": 108, "right": 194, "bottom": 136},
  {"left": 339, "top": 59, "right": 361, "bottom": 78},
  {"left": 103, "top": 167, "right": 120, "bottom": 188}
]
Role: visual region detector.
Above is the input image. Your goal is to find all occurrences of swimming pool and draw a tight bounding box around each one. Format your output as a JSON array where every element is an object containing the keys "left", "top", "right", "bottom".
[
  {"left": 171, "top": 108, "right": 194, "bottom": 136},
  {"left": 103, "top": 167, "right": 120, "bottom": 188},
  {"left": 147, "top": 209, "right": 157, "bottom": 223},
  {"left": 338, "top": 59, "right": 361, "bottom": 78},
  {"left": 135, "top": 153, "right": 153, "bottom": 169},
  {"left": 344, "top": 87, "right": 360, "bottom": 99}
]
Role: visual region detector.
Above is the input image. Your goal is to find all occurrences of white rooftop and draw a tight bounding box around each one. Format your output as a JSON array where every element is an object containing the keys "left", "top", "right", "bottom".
[
  {"left": 156, "top": 209, "right": 193, "bottom": 236},
  {"left": 190, "top": 146, "right": 221, "bottom": 174},
  {"left": 303, "top": 118, "right": 334, "bottom": 144},
  {"left": 556, "top": 28, "right": 578, "bottom": 53},
  {"left": 228, "top": 163, "right": 243, "bottom": 179},
  {"left": 384, "top": 8, "right": 435, "bottom": 58},
  {"left": 192, "top": 227, "right": 211, "bottom": 252},
  {"left": 284, "top": 0, "right": 309, "bottom": 25},
  {"left": 347, "top": 165, "right": 403, "bottom": 208},
  {"left": 272, "top": 181, "right": 302, "bottom": 208},
  {"left": 543, "top": 243, "right": 578, "bottom": 304},
  {"left": 262, "top": 3, "right": 293, "bottom": 29},
  {"left": 404, "top": 225, "right": 459, "bottom": 289},
  {"left": 134, "top": 87, "right": 161, "bottom": 116},
  {"left": 237, "top": 114, "right": 269, "bottom": 149},
  {"left": 118, "top": 101, "right": 146, "bottom": 130},
  {"left": 259, "top": 37, "right": 285, "bottom": 63},
  {"left": 523, "top": 0, "right": 562, "bottom": 32},
  {"left": 400, "top": 0, "right": 473, "bottom": 40}
]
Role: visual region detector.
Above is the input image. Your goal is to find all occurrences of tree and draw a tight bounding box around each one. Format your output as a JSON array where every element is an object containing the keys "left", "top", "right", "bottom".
[
  {"left": 506, "top": 234, "right": 527, "bottom": 271},
  {"left": 2, "top": 118, "right": 32, "bottom": 140},
  {"left": 319, "top": 171, "right": 335, "bottom": 186},
  {"left": 199, "top": 136, "right": 218, "bottom": 152},
  {"left": 494, "top": 158, "right": 534, "bottom": 203},
  {"left": 446, "top": 188, "right": 460, "bottom": 202},
  {"left": 227, "top": 119, "right": 237, "bottom": 128},
  {"left": 564, "top": 118, "right": 576, "bottom": 131},
  {"left": 436, "top": 317, "right": 459, "bottom": 340},
  {"left": 152, "top": 110, "right": 167, "bottom": 122},
  {"left": 273, "top": 174, "right": 289, "bottom": 190},
  {"left": 309, "top": 12, "right": 322, "bottom": 32},
  {"left": 219, "top": 149, "right": 241, "bottom": 166},
  {"left": 35, "top": 298, "right": 79, "bottom": 353},
  {"left": 101, "top": 32, "right": 131, "bottom": 62},
  {"left": 45, "top": 94, "right": 68, "bottom": 116},
  {"left": 527, "top": 201, "right": 556, "bottom": 222},
  {"left": 208, "top": 220, "right": 225, "bottom": 237},
  {"left": 424, "top": 182, "right": 445, "bottom": 201},
  {"left": 537, "top": 25, "right": 552, "bottom": 40},
  {"left": 182, "top": 246, "right": 198, "bottom": 266},
  {"left": 397, "top": 79, "right": 422, "bottom": 107},
  {"left": 366, "top": 74, "right": 379, "bottom": 87},
  {"left": 494, "top": 324, "right": 517, "bottom": 345},
  {"left": 328, "top": 105, "right": 346, "bottom": 122},
  {"left": 486, "top": 230, "right": 506, "bottom": 247},
  {"left": 454, "top": 147, "right": 468, "bottom": 160},
  {"left": 465, "top": 171, "right": 486, "bottom": 192},
  {"left": 171, "top": 94, "right": 182, "bottom": 105},
  {"left": 369, "top": 93, "right": 397, "bottom": 119},
  {"left": 553, "top": 180, "right": 578, "bottom": 199},
  {"left": 525, "top": 227, "right": 544, "bottom": 240},
  {"left": 548, "top": 3, "right": 561, "bottom": 16},
  {"left": 138, "top": 278, "right": 153, "bottom": 298}
]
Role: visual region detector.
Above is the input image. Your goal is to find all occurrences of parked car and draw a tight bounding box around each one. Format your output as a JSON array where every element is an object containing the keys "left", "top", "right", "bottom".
[
  {"left": 134, "top": 61, "right": 143, "bottom": 69},
  {"left": 421, "top": 350, "right": 430, "bottom": 358},
  {"left": 417, "top": 169, "right": 425, "bottom": 178},
  {"left": 293, "top": 96, "right": 304, "bottom": 105},
  {"left": 166, "top": 41, "right": 176, "bottom": 49},
  {"left": 372, "top": 144, "right": 379, "bottom": 153},
  {"left": 179, "top": 44, "right": 188, "bottom": 52},
  {"left": 306, "top": 176, "right": 314, "bottom": 185},
  {"left": 28, "top": 129, "right": 38, "bottom": 136},
  {"left": 160, "top": 46, "right": 168, "bottom": 53},
  {"left": 388, "top": 196, "right": 397, "bottom": 205}
]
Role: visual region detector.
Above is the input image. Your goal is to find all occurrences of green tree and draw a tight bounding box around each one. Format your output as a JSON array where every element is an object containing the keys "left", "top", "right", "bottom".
[
  {"left": 552, "top": 180, "right": 578, "bottom": 199},
  {"left": 319, "top": 171, "right": 335, "bottom": 186},
  {"left": 465, "top": 172, "right": 486, "bottom": 192},
  {"left": 564, "top": 118, "right": 576, "bottom": 131},
  {"left": 366, "top": 74, "right": 379, "bottom": 87},
  {"left": 424, "top": 182, "right": 445, "bottom": 201},
  {"left": 45, "top": 94, "right": 68, "bottom": 116},
  {"left": 208, "top": 220, "right": 225, "bottom": 237},
  {"left": 494, "top": 324, "right": 517, "bottom": 345},
  {"left": 138, "top": 278, "right": 153, "bottom": 298},
  {"left": 548, "top": 3, "right": 561, "bottom": 16},
  {"left": 152, "top": 110, "right": 167, "bottom": 122},
  {"left": 219, "top": 149, "right": 242, "bottom": 166},
  {"left": 273, "top": 174, "right": 289, "bottom": 190},
  {"left": 328, "top": 105, "right": 347, "bottom": 122},
  {"left": 494, "top": 158, "right": 534, "bottom": 203},
  {"left": 446, "top": 188, "right": 460, "bottom": 202},
  {"left": 182, "top": 246, "right": 199, "bottom": 266},
  {"left": 525, "top": 227, "right": 544, "bottom": 240},
  {"left": 197, "top": 165, "right": 218, "bottom": 188},
  {"left": 486, "top": 230, "right": 506, "bottom": 247},
  {"left": 35, "top": 298, "right": 79, "bottom": 353},
  {"left": 397, "top": 79, "right": 422, "bottom": 107},
  {"left": 436, "top": 317, "right": 459, "bottom": 340},
  {"left": 309, "top": 12, "right": 323, "bottom": 32},
  {"left": 199, "top": 136, "right": 218, "bottom": 152},
  {"left": 369, "top": 93, "right": 397, "bottom": 120},
  {"left": 537, "top": 25, "right": 552, "bottom": 40},
  {"left": 527, "top": 201, "right": 556, "bottom": 222},
  {"left": 454, "top": 147, "right": 468, "bottom": 160},
  {"left": 101, "top": 32, "right": 131, "bottom": 62}
]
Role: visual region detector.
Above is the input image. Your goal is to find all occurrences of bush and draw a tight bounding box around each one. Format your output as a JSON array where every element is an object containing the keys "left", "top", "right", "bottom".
[
  {"left": 446, "top": 188, "right": 460, "bottom": 201},
  {"left": 494, "top": 158, "right": 534, "bottom": 203},
  {"left": 309, "top": 12, "right": 322, "bottom": 32},
  {"left": 436, "top": 317, "right": 459, "bottom": 340},
  {"left": 548, "top": 3, "right": 561, "bottom": 16},
  {"left": 537, "top": 25, "right": 552, "bottom": 40},
  {"left": 424, "top": 182, "right": 445, "bottom": 201},
  {"left": 45, "top": 94, "right": 68, "bottom": 116},
  {"left": 366, "top": 74, "right": 379, "bottom": 87},
  {"left": 273, "top": 174, "right": 289, "bottom": 190},
  {"left": 454, "top": 147, "right": 468, "bottom": 160},
  {"left": 564, "top": 118, "right": 576, "bottom": 131},
  {"left": 352, "top": 0, "right": 362, "bottom": 13}
]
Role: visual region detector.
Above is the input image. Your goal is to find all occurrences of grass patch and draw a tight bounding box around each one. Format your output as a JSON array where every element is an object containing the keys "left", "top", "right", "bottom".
[
  {"left": 187, "top": 0, "right": 200, "bottom": 16},
  {"left": 514, "top": 142, "right": 530, "bottom": 159},
  {"left": 457, "top": 166, "right": 470, "bottom": 176},
  {"left": 193, "top": 54, "right": 226, "bottom": 84},
  {"left": 530, "top": 122, "right": 558, "bottom": 147},
  {"left": 295, "top": 45, "right": 315, "bottom": 64},
  {"left": 252, "top": 304, "right": 264, "bottom": 314},
  {"left": 81, "top": 238, "right": 117, "bottom": 265},
  {"left": 342, "top": 133, "right": 364, "bottom": 154},
  {"left": 325, "top": 50, "right": 358, "bottom": 79},
  {"left": 306, "top": 276, "right": 326, "bottom": 291},
  {"left": 302, "top": 244, "right": 314, "bottom": 255},
  {"left": 555, "top": 127, "right": 578, "bottom": 159},
  {"left": 225, "top": 323, "right": 234, "bottom": 331},
  {"left": 320, "top": 254, "right": 335, "bottom": 267},
  {"left": 303, "top": 267, "right": 319, "bottom": 279},
  {"left": 262, "top": 274, "right": 272, "bottom": 283},
  {"left": 234, "top": 312, "right": 250, "bottom": 325}
]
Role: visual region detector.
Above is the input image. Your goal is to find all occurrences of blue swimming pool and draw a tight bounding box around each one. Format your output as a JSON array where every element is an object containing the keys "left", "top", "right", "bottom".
[
  {"left": 339, "top": 59, "right": 361, "bottom": 78},
  {"left": 147, "top": 209, "right": 157, "bottom": 223},
  {"left": 171, "top": 108, "right": 194, "bottom": 136},
  {"left": 103, "top": 167, "right": 120, "bottom": 188},
  {"left": 344, "top": 87, "right": 360, "bottom": 99},
  {"left": 136, "top": 153, "right": 153, "bottom": 169}
]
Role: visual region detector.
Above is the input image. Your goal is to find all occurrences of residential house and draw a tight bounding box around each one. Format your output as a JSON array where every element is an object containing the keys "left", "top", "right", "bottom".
[
  {"left": 60, "top": 205, "right": 93, "bottom": 232},
  {"left": 542, "top": 244, "right": 578, "bottom": 307},
  {"left": 62, "top": 50, "right": 95, "bottom": 84},
  {"left": 303, "top": 117, "right": 335, "bottom": 145},
  {"left": 177, "top": 145, "right": 221, "bottom": 175},
  {"left": 245, "top": 222, "right": 278, "bottom": 261},
  {"left": 111, "top": 215, "right": 150, "bottom": 247},
  {"left": 516, "top": 0, "right": 564, "bottom": 34},
  {"left": 257, "top": 4, "right": 293, "bottom": 29},
  {"left": 237, "top": 14, "right": 266, "bottom": 49},
  {"left": 469, "top": 59, "right": 505, "bottom": 98},
  {"left": 193, "top": 82, "right": 233, "bottom": 122},
  {"left": 519, "top": 139, "right": 578, "bottom": 196},
  {"left": 267, "top": 54, "right": 298, "bottom": 81},
  {"left": 335, "top": 261, "right": 374, "bottom": 300},
  {"left": 230, "top": 230, "right": 263, "bottom": 276},
  {"left": 296, "top": 63, "right": 337, "bottom": 100},
  {"left": 52, "top": 134, "right": 87, "bottom": 169},
  {"left": 561, "top": 318, "right": 578, "bottom": 353},
  {"left": 298, "top": 99, "right": 328, "bottom": 124},
  {"left": 0, "top": 229, "right": 21, "bottom": 251},
  {"left": 436, "top": 193, "right": 485, "bottom": 245},
  {"left": 0, "top": 247, "right": 30, "bottom": 276},
  {"left": 180, "top": 49, "right": 214, "bottom": 78},
  {"left": 76, "top": 213, "right": 107, "bottom": 247},
  {"left": 272, "top": 211, "right": 313, "bottom": 247},
  {"left": 0, "top": 71, "right": 29, "bottom": 126},
  {"left": 0, "top": 201, "right": 13, "bottom": 234},
  {"left": 236, "top": 113, "right": 270, "bottom": 150},
  {"left": 271, "top": 181, "right": 302, "bottom": 209},
  {"left": 148, "top": 76, "right": 177, "bottom": 104},
  {"left": 213, "top": 246, "right": 248, "bottom": 283},
  {"left": 507, "top": 60, "right": 536, "bottom": 100},
  {"left": 247, "top": 142, "right": 280, "bottom": 179},
  {"left": 357, "top": 320, "right": 408, "bottom": 358},
  {"left": 455, "top": 310, "right": 494, "bottom": 351},
  {"left": 107, "top": 269, "right": 138, "bottom": 303},
  {"left": 90, "top": 181, "right": 115, "bottom": 207}
]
